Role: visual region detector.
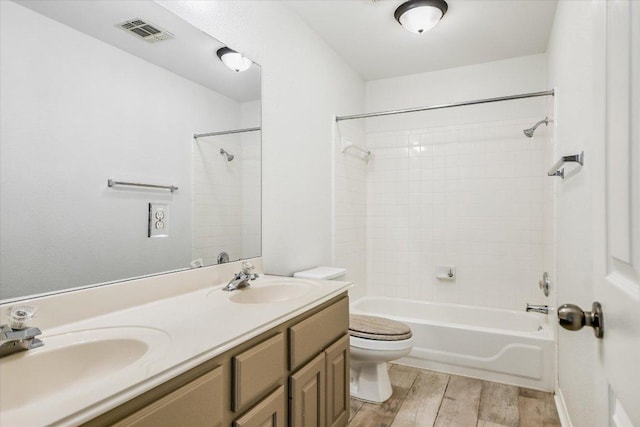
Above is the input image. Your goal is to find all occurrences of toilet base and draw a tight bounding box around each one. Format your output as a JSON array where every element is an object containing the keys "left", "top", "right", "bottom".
[
  {"left": 350, "top": 361, "right": 393, "bottom": 403},
  {"left": 349, "top": 336, "right": 413, "bottom": 403}
]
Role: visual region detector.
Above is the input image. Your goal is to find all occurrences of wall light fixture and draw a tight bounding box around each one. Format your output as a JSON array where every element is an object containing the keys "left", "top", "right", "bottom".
[{"left": 216, "top": 47, "right": 252, "bottom": 72}]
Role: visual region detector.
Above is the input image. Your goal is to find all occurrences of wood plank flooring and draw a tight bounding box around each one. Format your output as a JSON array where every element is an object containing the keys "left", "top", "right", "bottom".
[{"left": 348, "top": 364, "right": 561, "bottom": 427}]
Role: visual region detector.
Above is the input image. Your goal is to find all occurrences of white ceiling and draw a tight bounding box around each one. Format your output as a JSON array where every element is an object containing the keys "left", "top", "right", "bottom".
[
  {"left": 17, "top": 0, "right": 261, "bottom": 102},
  {"left": 286, "top": 0, "right": 558, "bottom": 81}
]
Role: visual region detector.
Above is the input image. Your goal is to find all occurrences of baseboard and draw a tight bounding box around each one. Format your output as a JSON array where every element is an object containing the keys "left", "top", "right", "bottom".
[{"left": 555, "top": 388, "right": 573, "bottom": 427}]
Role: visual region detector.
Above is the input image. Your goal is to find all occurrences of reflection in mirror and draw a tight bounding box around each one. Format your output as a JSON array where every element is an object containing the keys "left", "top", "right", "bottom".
[{"left": 0, "top": 0, "right": 261, "bottom": 301}]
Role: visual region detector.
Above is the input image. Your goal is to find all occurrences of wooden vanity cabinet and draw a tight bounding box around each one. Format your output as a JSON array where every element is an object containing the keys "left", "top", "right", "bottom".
[
  {"left": 288, "top": 336, "right": 350, "bottom": 427},
  {"left": 289, "top": 297, "right": 350, "bottom": 427},
  {"left": 84, "top": 293, "right": 349, "bottom": 427},
  {"left": 324, "top": 335, "right": 350, "bottom": 427},
  {"left": 290, "top": 353, "right": 326, "bottom": 427},
  {"left": 232, "top": 332, "right": 286, "bottom": 413},
  {"left": 112, "top": 366, "right": 224, "bottom": 427},
  {"left": 233, "top": 386, "right": 286, "bottom": 427}
]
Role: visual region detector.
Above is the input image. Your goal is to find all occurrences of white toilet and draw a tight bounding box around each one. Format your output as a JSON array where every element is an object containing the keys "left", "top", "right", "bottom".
[{"left": 293, "top": 267, "right": 414, "bottom": 403}]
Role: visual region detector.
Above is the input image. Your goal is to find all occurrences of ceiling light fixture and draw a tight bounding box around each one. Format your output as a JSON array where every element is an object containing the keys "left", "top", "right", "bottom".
[
  {"left": 216, "top": 47, "right": 252, "bottom": 72},
  {"left": 394, "top": 0, "right": 448, "bottom": 34}
]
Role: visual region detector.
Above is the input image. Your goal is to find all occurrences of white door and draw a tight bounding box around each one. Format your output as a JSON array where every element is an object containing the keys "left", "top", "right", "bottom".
[{"left": 593, "top": 1, "right": 640, "bottom": 425}]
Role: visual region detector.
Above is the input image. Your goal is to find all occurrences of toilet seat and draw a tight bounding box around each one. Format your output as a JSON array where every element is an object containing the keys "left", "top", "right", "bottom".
[
  {"left": 349, "top": 314, "right": 413, "bottom": 351},
  {"left": 349, "top": 314, "right": 413, "bottom": 340},
  {"left": 350, "top": 335, "right": 413, "bottom": 351}
]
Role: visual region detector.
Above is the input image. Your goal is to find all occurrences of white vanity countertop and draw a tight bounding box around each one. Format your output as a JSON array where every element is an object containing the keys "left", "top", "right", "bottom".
[{"left": 0, "top": 272, "right": 351, "bottom": 427}]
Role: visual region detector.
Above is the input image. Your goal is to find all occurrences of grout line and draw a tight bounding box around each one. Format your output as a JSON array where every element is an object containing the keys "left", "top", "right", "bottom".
[
  {"left": 472, "top": 380, "right": 482, "bottom": 426},
  {"left": 476, "top": 381, "right": 485, "bottom": 427},
  {"left": 432, "top": 374, "right": 451, "bottom": 427}
]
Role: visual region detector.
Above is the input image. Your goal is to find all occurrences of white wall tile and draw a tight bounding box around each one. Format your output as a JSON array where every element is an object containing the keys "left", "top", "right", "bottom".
[{"left": 365, "top": 118, "right": 553, "bottom": 310}]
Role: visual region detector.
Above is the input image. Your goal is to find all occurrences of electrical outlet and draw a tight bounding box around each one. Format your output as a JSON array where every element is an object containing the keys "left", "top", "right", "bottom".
[{"left": 148, "top": 203, "right": 169, "bottom": 238}]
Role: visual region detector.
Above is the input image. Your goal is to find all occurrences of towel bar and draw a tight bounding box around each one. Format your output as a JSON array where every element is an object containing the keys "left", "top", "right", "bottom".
[
  {"left": 108, "top": 179, "right": 178, "bottom": 193},
  {"left": 548, "top": 151, "right": 584, "bottom": 179}
]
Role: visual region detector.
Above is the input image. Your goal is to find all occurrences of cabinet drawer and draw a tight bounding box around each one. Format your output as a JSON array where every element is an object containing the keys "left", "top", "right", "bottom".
[
  {"left": 113, "top": 365, "right": 223, "bottom": 427},
  {"left": 289, "top": 297, "right": 349, "bottom": 370},
  {"left": 233, "top": 386, "right": 286, "bottom": 427},
  {"left": 233, "top": 332, "right": 285, "bottom": 412}
]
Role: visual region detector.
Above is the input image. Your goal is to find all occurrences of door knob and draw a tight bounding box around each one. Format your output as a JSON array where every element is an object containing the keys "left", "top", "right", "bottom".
[{"left": 557, "top": 302, "right": 604, "bottom": 338}]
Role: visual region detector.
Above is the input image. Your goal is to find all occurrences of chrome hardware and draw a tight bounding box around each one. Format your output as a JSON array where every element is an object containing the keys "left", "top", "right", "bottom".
[
  {"left": 557, "top": 302, "right": 604, "bottom": 338},
  {"left": 335, "top": 90, "right": 555, "bottom": 122},
  {"left": 193, "top": 126, "right": 260, "bottom": 139},
  {"left": 539, "top": 272, "right": 550, "bottom": 297},
  {"left": 241, "top": 261, "right": 255, "bottom": 275},
  {"left": 526, "top": 304, "right": 549, "bottom": 314},
  {"left": 107, "top": 179, "right": 178, "bottom": 193},
  {"left": 217, "top": 252, "right": 230, "bottom": 264},
  {"left": 547, "top": 151, "right": 584, "bottom": 179},
  {"left": 0, "top": 324, "right": 43, "bottom": 358},
  {"left": 219, "top": 148, "right": 234, "bottom": 162},
  {"left": 523, "top": 117, "right": 549, "bottom": 138},
  {"left": 223, "top": 261, "right": 258, "bottom": 291}
]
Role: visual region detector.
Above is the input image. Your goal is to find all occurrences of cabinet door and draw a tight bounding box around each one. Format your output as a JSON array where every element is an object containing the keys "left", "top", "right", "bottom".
[
  {"left": 233, "top": 386, "right": 286, "bottom": 427},
  {"left": 114, "top": 366, "right": 223, "bottom": 427},
  {"left": 233, "top": 333, "right": 285, "bottom": 412},
  {"left": 324, "top": 335, "right": 349, "bottom": 427},
  {"left": 289, "top": 353, "right": 326, "bottom": 427}
]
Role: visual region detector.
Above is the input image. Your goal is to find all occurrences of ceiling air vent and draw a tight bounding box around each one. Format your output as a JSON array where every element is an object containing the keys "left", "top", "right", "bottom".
[{"left": 119, "top": 18, "right": 173, "bottom": 43}]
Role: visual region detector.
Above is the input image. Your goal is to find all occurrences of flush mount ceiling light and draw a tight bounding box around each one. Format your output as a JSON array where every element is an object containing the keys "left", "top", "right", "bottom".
[
  {"left": 216, "top": 47, "right": 252, "bottom": 72},
  {"left": 394, "top": 0, "right": 448, "bottom": 34}
]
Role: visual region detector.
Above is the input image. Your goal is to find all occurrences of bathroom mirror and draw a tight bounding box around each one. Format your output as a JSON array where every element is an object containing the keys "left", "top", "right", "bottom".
[{"left": 0, "top": 0, "right": 261, "bottom": 301}]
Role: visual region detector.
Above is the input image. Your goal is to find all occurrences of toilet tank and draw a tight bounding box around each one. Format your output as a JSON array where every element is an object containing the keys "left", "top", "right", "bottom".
[{"left": 293, "top": 266, "right": 346, "bottom": 281}]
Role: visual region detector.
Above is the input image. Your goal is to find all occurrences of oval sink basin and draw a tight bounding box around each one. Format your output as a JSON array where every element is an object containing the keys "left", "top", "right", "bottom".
[
  {"left": 228, "top": 281, "right": 316, "bottom": 304},
  {"left": 0, "top": 327, "right": 169, "bottom": 412}
]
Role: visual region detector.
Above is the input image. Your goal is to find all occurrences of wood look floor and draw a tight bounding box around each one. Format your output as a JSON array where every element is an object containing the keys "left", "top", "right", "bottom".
[{"left": 348, "top": 364, "right": 561, "bottom": 427}]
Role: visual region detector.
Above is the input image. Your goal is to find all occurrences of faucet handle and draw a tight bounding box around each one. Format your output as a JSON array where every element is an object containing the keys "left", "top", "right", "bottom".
[
  {"left": 7, "top": 305, "right": 37, "bottom": 330},
  {"left": 241, "top": 261, "right": 255, "bottom": 274}
]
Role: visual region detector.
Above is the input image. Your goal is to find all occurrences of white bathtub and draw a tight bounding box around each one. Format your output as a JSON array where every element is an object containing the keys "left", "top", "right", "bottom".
[{"left": 350, "top": 296, "right": 555, "bottom": 391}]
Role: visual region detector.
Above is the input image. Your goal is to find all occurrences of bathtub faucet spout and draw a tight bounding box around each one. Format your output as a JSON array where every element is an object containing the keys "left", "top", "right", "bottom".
[{"left": 526, "top": 304, "right": 549, "bottom": 314}]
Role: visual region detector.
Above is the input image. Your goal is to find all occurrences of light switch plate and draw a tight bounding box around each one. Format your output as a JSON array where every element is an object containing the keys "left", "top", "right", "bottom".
[{"left": 148, "top": 203, "right": 169, "bottom": 238}]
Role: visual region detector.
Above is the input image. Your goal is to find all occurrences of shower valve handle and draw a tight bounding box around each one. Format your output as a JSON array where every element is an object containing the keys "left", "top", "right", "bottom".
[{"left": 557, "top": 302, "right": 604, "bottom": 338}]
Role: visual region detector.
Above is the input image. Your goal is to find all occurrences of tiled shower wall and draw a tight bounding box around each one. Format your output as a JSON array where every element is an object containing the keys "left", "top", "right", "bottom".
[
  {"left": 191, "top": 134, "right": 262, "bottom": 266},
  {"left": 365, "top": 118, "right": 553, "bottom": 310},
  {"left": 333, "top": 122, "right": 368, "bottom": 300},
  {"left": 192, "top": 102, "right": 261, "bottom": 267},
  {"left": 192, "top": 135, "right": 244, "bottom": 266}
]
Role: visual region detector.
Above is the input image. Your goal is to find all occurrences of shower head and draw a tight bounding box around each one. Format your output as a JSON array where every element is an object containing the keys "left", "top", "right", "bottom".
[
  {"left": 220, "top": 148, "right": 234, "bottom": 161},
  {"left": 523, "top": 117, "right": 549, "bottom": 138}
]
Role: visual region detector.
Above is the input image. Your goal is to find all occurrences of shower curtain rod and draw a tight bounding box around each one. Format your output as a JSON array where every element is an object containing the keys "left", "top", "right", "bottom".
[
  {"left": 335, "top": 89, "right": 554, "bottom": 122},
  {"left": 193, "top": 126, "right": 261, "bottom": 139}
]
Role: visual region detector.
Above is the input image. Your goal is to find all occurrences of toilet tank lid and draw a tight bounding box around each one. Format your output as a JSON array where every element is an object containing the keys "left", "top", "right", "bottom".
[{"left": 293, "top": 266, "right": 346, "bottom": 280}]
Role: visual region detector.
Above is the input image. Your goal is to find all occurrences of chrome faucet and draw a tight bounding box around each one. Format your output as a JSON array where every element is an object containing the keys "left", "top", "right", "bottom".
[
  {"left": 0, "top": 325, "right": 43, "bottom": 357},
  {"left": 223, "top": 261, "right": 259, "bottom": 291},
  {"left": 526, "top": 304, "right": 549, "bottom": 314},
  {"left": 0, "top": 306, "right": 43, "bottom": 358}
]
